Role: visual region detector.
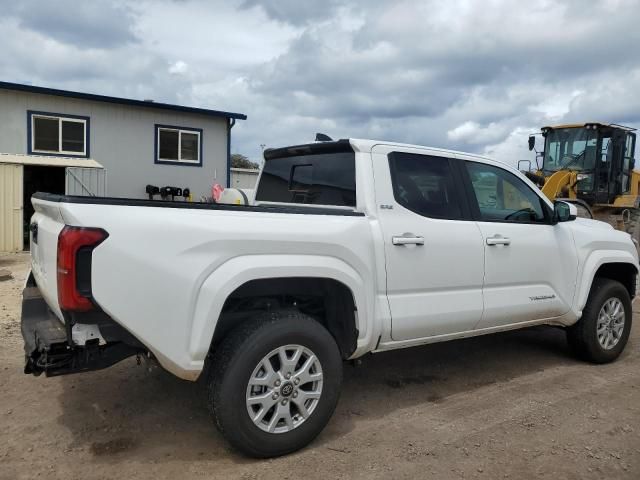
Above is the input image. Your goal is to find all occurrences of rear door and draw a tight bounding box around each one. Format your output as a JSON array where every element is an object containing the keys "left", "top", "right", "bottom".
[
  {"left": 459, "top": 157, "right": 578, "bottom": 328},
  {"left": 65, "top": 167, "right": 107, "bottom": 196},
  {"left": 0, "top": 163, "right": 23, "bottom": 252},
  {"left": 372, "top": 145, "right": 485, "bottom": 340}
]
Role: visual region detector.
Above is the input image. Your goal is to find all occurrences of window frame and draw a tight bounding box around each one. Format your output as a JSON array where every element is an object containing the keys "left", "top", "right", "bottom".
[
  {"left": 387, "top": 152, "right": 473, "bottom": 221},
  {"left": 460, "top": 160, "right": 553, "bottom": 225},
  {"left": 154, "top": 124, "right": 203, "bottom": 167},
  {"left": 27, "top": 110, "right": 90, "bottom": 158}
]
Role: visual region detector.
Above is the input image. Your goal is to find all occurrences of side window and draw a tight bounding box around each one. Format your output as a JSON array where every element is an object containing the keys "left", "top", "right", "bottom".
[
  {"left": 598, "top": 135, "right": 612, "bottom": 192},
  {"left": 622, "top": 133, "right": 636, "bottom": 193},
  {"left": 389, "top": 152, "right": 463, "bottom": 219},
  {"left": 465, "top": 162, "right": 547, "bottom": 223}
]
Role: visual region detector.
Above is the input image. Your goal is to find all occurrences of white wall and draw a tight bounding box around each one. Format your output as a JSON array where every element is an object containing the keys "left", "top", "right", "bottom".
[{"left": 230, "top": 168, "right": 259, "bottom": 189}]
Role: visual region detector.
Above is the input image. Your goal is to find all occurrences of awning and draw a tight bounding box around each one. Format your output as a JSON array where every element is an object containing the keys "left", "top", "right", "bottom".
[{"left": 0, "top": 153, "right": 103, "bottom": 169}]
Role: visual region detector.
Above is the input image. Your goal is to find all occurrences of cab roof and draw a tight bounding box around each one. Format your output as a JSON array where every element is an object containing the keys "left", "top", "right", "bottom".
[
  {"left": 348, "top": 139, "right": 495, "bottom": 160},
  {"left": 542, "top": 122, "right": 636, "bottom": 132},
  {"left": 264, "top": 138, "right": 492, "bottom": 161}
]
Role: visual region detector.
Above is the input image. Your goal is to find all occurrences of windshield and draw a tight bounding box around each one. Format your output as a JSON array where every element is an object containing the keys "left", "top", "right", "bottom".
[{"left": 543, "top": 127, "right": 597, "bottom": 172}]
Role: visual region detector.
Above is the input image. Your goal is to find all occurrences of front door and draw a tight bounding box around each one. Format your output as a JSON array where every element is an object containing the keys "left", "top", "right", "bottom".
[
  {"left": 460, "top": 158, "right": 578, "bottom": 328},
  {"left": 372, "top": 146, "right": 485, "bottom": 341}
]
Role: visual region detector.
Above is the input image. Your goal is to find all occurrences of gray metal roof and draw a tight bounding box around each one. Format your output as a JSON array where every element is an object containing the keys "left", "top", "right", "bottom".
[{"left": 0, "top": 80, "right": 247, "bottom": 120}]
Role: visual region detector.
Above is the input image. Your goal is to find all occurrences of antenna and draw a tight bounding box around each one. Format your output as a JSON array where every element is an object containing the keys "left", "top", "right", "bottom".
[{"left": 315, "top": 133, "right": 333, "bottom": 142}]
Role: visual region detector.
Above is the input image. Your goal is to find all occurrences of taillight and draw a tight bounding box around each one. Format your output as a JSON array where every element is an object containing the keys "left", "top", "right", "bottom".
[{"left": 57, "top": 226, "right": 108, "bottom": 312}]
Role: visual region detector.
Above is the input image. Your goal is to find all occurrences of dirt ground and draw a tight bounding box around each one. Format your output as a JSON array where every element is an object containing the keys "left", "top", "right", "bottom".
[{"left": 1, "top": 252, "right": 639, "bottom": 480}]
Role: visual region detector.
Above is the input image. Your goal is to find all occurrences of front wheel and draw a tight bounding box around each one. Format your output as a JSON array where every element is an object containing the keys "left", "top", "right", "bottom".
[
  {"left": 207, "top": 311, "right": 343, "bottom": 457},
  {"left": 567, "top": 279, "right": 632, "bottom": 363}
]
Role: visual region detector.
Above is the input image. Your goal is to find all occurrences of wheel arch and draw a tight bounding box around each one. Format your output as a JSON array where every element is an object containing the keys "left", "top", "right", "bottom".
[
  {"left": 592, "top": 262, "right": 637, "bottom": 299},
  {"left": 213, "top": 277, "right": 358, "bottom": 359},
  {"left": 575, "top": 252, "right": 638, "bottom": 314},
  {"left": 188, "top": 254, "right": 372, "bottom": 369}
]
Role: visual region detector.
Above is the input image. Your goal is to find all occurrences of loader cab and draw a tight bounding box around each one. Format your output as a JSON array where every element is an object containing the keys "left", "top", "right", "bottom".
[{"left": 540, "top": 123, "right": 636, "bottom": 205}]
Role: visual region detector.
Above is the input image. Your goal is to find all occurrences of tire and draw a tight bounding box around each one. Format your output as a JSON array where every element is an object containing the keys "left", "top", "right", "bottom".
[
  {"left": 207, "top": 310, "right": 343, "bottom": 458},
  {"left": 567, "top": 278, "right": 632, "bottom": 364}
]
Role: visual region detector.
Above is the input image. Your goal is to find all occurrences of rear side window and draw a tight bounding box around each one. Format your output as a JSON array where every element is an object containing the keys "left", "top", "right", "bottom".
[
  {"left": 389, "top": 152, "right": 464, "bottom": 219},
  {"left": 255, "top": 151, "right": 356, "bottom": 206}
]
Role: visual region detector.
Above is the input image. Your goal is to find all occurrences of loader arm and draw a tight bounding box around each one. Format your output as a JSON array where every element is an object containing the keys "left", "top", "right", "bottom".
[{"left": 540, "top": 170, "right": 577, "bottom": 201}]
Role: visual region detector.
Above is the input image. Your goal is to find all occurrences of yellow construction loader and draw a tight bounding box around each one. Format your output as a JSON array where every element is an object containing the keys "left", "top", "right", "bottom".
[{"left": 524, "top": 122, "right": 639, "bottom": 242}]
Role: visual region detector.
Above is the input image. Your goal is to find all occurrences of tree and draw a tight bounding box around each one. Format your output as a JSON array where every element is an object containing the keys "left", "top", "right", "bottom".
[{"left": 231, "top": 153, "right": 259, "bottom": 169}]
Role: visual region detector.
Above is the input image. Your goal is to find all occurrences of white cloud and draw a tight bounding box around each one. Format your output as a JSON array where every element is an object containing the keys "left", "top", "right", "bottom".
[
  {"left": 482, "top": 127, "right": 539, "bottom": 169},
  {"left": 169, "top": 60, "right": 188, "bottom": 75},
  {"left": 447, "top": 121, "right": 509, "bottom": 145}
]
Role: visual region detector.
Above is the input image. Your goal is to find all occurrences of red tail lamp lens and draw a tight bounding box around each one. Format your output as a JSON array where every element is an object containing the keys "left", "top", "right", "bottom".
[{"left": 57, "top": 226, "right": 108, "bottom": 312}]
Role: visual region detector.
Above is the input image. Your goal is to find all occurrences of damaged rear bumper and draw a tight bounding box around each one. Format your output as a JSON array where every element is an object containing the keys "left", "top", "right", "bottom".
[{"left": 21, "top": 273, "right": 145, "bottom": 377}]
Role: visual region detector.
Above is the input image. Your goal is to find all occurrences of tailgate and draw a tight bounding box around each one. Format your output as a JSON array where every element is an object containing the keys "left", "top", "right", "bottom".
[{"left": 30, "top": 197, "right": 66, "bottom": 321}]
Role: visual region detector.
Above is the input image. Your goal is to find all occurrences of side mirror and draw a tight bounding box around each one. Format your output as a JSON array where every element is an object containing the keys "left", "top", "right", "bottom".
[
  {"left": 553, "top": 201, "right": 577, "bottom": 223},
  {"left": 518, "top": 159, "right": 532, "bottom": 172},
  {"left": 528, "top": 135, "right": 536, "bottom": 151}
]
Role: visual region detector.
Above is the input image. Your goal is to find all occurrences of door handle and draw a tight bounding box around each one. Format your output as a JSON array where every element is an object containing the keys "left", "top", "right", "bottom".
[
  {"left": 486, "top": 235, "right": 511, "bottom": 246},
  {"left": 392, "top": 234, "right": 425, "bottom": 246}
]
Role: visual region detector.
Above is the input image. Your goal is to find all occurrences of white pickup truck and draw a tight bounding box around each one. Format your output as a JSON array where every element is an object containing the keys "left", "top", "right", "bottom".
[{"left": 22, "top": 138, "right": 638, "bottom": 457}]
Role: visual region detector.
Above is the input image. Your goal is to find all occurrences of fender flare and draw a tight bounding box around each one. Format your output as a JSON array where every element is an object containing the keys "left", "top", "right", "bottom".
[
  {"left": 186, "top": 254, "right": 374, "bottom": 367},
  {"left": 573, "top": 250, "right": 638, "bottom": 315}
]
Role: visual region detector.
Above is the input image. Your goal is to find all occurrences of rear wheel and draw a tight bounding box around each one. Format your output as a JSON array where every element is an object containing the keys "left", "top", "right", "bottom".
[
  {"left": 567, "top": 279, "right": 632, "bottom": 363},
  {"left": 207, "top": 311, "right": 343, "bottom": 457}
]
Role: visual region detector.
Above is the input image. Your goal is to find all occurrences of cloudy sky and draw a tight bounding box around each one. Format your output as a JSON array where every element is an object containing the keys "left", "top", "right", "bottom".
[{"left": 2, "top": 0, "right": 640, "bottom": 165}]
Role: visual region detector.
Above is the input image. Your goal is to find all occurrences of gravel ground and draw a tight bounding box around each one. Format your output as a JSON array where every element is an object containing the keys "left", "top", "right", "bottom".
[{"left": 1, "top": 251, "right": 639, "bottom": 479}]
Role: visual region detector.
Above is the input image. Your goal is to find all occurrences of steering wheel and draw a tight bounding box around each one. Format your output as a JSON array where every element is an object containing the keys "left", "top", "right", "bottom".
[{"left": 505, "top": 208, "right": 536, "bottom": 221}]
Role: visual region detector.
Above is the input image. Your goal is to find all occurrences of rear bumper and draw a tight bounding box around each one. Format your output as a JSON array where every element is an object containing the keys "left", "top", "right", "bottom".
[
  {"left": 21, "top": 273, "right": 145, "bottom": 377},
  {"left": 21, "top": 280, "right": 68, "bottom": 375}
]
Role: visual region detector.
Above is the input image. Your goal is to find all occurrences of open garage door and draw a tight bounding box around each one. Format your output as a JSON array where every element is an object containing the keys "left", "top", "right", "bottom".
[
  {"left": 66, "top": 166, "right": 107, "bottom": 196},
  {"left": 0, "top": 163, "right": 23, "bottom": 252}
]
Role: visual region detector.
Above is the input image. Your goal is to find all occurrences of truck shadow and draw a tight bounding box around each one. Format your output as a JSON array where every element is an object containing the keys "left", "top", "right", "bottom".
[{"left": 56, "top": 325, "right": 578, "bottom": 464}]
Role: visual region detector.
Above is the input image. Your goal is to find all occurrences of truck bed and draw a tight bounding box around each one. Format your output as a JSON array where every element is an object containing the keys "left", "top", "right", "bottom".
[{"left": 28, "top": 190, "right": 374, "bottom": 380}]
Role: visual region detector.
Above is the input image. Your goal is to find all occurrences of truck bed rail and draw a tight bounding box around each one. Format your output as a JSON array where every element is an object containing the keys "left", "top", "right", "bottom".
[{"left": 32, "top": 192, "right": 365, "bottom": 217}]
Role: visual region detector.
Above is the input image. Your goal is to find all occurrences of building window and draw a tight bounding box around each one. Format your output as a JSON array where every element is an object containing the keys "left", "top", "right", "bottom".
[
  {"left": 155, "top": 125, "right": 202, "bottom": 166},
  {"left": 28, "top": 111, "right": 89, "bottom": 157}
]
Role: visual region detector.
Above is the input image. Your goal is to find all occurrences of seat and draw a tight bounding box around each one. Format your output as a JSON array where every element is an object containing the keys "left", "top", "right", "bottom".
[
  {"left": 426, "top": 180, "right": 459, "bottom": 218},
  {"left": 396, "top": 173, "right": 426, "bottom": 207}
]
